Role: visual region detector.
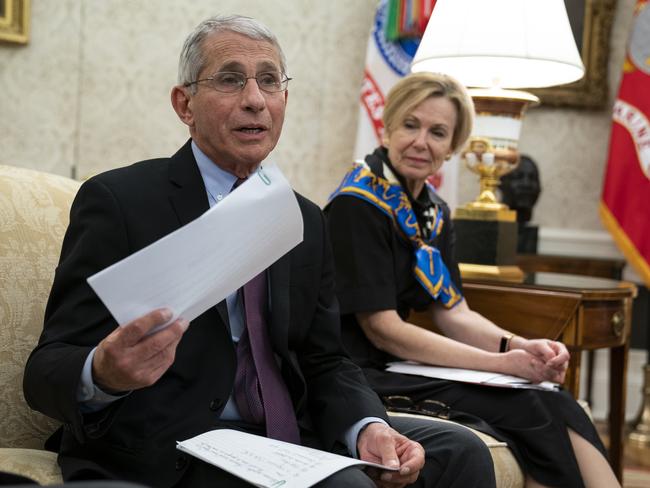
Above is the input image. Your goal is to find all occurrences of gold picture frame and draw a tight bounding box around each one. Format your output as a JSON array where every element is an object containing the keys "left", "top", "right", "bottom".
[
  {"left": 531, "top": 0, "right": 617, "bottom": 109},
  {"left": 0, "top": 0, "right": 30, "bottom": 44}
]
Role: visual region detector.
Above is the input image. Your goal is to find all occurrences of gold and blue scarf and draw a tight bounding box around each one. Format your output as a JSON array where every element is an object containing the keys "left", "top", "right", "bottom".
[{"left": 328, "top": 161, "right": 462, "bottom": 308}]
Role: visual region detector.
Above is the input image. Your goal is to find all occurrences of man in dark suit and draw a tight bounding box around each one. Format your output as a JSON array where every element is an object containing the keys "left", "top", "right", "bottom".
[{"left": 23, "top": 14, "right": 495, "bottom": 488}]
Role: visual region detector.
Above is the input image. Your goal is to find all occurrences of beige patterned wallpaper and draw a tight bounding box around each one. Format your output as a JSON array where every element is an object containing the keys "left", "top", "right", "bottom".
[{"left": 0, "top": 0, "right": 637, "bottom": 233}]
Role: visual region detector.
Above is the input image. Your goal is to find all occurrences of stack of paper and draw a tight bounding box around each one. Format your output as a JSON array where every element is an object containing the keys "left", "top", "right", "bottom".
[{"left": 385, "top": 361, "right": 559, "bottom": 391}]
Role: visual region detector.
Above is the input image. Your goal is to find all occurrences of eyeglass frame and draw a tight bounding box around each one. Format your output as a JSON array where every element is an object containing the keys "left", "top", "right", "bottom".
[
  {"left": 382, "top": 395, "right": 451, "bottom": 420},
  {"left": 183, "top": 71, "right": 292, "bottom": 94}
]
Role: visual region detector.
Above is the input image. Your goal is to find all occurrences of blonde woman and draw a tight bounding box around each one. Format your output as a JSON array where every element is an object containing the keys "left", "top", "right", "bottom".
[{"left": 326, "top": 72, "right": 619, "bottom": 488}]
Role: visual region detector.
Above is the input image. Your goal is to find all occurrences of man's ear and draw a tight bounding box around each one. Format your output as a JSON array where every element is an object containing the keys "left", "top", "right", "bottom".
[{"left": 171, "top": 86, "right": 194, "bottom": 127}]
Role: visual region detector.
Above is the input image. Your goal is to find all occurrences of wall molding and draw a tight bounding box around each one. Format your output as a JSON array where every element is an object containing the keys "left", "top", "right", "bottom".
[
  {"left": 537, "top": 227, "right": 644, "bottom": 282},
  {"left": 538, "top": 227, "right": 622, "bottom": 258}
]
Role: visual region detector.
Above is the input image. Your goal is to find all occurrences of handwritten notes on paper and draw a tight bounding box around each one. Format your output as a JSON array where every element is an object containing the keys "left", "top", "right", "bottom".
[
  {"left": 176, "top": 429, "right": 396, "bottom": 488},
  {"left": 87, "top": 163, "right": 303, "bottom": 329}
]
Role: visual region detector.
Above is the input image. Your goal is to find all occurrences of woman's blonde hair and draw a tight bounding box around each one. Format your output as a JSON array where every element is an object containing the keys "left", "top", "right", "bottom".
[{"left": 382, "top": 72, "right": 474, "bottom": 153}]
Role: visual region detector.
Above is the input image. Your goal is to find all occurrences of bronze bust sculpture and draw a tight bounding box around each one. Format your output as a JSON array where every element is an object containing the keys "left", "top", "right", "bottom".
[{"left": 500, "top": 155, "right": 541, "bottom": 253}]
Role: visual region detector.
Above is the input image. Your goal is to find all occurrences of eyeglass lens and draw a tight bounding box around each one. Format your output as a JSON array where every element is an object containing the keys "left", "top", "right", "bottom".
[{"left": 209, "top": 71, "right": 288, "bottom": 93}]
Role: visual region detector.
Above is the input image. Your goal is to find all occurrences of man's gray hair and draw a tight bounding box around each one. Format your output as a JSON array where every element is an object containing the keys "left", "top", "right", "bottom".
[{"left": 178, "top": 14, "right": 287, "bottom": 91}]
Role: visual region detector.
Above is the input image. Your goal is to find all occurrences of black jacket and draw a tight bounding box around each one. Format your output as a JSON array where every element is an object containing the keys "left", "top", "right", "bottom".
[{"left": 23, "top": 140, "right": 387, "bottom": 487}]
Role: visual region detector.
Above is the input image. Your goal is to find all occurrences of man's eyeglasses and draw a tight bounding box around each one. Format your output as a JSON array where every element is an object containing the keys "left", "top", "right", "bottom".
[
  {"left": 383, "top": 395, "right": 451, "bottom": 420},
  {"left": 184, "top": 71, "right": 292, "bottom": 94}
]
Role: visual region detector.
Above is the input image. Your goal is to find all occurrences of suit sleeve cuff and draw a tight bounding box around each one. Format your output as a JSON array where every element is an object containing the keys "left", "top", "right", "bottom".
[
  {"left": 343, "top": 417, "right": 388, "bottom": 458},
  {"left": 78, "top": 347, "right": 130, "bottom": 412}
]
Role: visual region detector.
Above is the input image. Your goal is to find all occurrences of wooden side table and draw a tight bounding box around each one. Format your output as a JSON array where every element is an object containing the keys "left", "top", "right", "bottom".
[
  {"left": 515, "top": 254, "right": 626, "bottom": 280},
  {"left": 514, "top": 253, "right": 628, "bottom": 409},
  {"left": 463, "top": 273, "right": 637, "bottom": 481}
]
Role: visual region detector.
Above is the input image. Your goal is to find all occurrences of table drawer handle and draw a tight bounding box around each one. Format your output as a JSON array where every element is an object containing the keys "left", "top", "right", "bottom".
[{"left": 611, "top": 311, "right": 624, "bottom": 337}]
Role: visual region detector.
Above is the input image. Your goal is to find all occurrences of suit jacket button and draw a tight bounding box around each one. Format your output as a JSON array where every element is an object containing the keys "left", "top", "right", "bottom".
[
  {"left": 175, "top": 455, "right": 188, "bottom": 471},
  {"left": 209, "top": 399, "right": 222, "bottom": 411}
]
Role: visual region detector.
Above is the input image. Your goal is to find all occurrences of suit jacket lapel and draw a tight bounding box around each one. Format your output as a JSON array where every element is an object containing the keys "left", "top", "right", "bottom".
[
  {"left": 167, "top": 139, "right": 231, "bottom": 334},
  {"left": 215, "top": 300, "right": 230, "bottom": 333},
  {"left": 168, "top": 140, "right": 210, "bottom": 226}
]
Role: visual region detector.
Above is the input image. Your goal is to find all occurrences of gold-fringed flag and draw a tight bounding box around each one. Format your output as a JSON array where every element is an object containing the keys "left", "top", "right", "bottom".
[{"left": 600, "top": 0, "right": 650, "bottom": 286}]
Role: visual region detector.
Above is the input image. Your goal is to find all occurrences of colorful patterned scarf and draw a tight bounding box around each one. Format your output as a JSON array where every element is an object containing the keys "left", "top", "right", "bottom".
[{"left": 328, "top": 161, "right": 462, "bottom": 308}]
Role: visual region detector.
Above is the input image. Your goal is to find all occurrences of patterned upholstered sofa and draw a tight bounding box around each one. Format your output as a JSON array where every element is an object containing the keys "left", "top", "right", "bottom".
[
  {"left": 0, "top": 165, "right": 79, "bottom": 484},
  {"left": 0, "top": 164, "right": 523, "bottom": 486}
]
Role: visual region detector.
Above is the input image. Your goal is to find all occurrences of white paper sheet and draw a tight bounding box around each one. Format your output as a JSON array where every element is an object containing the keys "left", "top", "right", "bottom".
[
  {"left": 176, "top": 429, "right": 397, "bottom": 488},
  {"left": 87, "top": 163, "right": 303, "bottom": 328},
  {"left": 386, "top": 361, "right": 559, "bottom": 391}
]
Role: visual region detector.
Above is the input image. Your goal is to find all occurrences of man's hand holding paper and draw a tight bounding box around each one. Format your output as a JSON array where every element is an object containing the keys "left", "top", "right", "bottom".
[
  {"left": 92, "top": 308, "right": 189, "bottom": 393},
  {"left": 88, "top": 163, "right": 302, "bottom": 393},
  {"left": 357, "top": 423, "right": 424, "bottom": 488}
]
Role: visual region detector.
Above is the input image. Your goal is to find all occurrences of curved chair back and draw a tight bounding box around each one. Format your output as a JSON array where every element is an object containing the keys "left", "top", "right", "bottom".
[{"left": 0, "top": 165, "right": 80, "bottom": 449}]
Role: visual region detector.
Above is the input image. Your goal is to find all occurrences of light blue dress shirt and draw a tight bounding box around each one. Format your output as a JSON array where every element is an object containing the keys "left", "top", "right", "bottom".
[{"left": 77, "top": 141, "right": 384, "bottom": 456}]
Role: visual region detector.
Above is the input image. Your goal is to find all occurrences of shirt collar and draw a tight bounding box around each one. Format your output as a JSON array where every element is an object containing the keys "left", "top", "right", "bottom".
[{"left": 191, "top": 140, "right": 239, "bottom": 207}]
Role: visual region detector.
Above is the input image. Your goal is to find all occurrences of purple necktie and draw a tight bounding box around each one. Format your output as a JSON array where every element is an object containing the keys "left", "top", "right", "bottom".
[{"left": 234, "top": 271, "right": 301, "bottom": 444}]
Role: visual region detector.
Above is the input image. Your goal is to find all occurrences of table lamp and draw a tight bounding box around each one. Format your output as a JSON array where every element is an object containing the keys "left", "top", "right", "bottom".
[{"left": 411, "top": 0, "right": 585, "bottom": 280}]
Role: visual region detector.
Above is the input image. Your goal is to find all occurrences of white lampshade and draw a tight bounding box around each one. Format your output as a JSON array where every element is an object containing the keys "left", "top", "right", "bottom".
[{"left": 411, "top": 0, "right": 585, "bottom": 89}]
